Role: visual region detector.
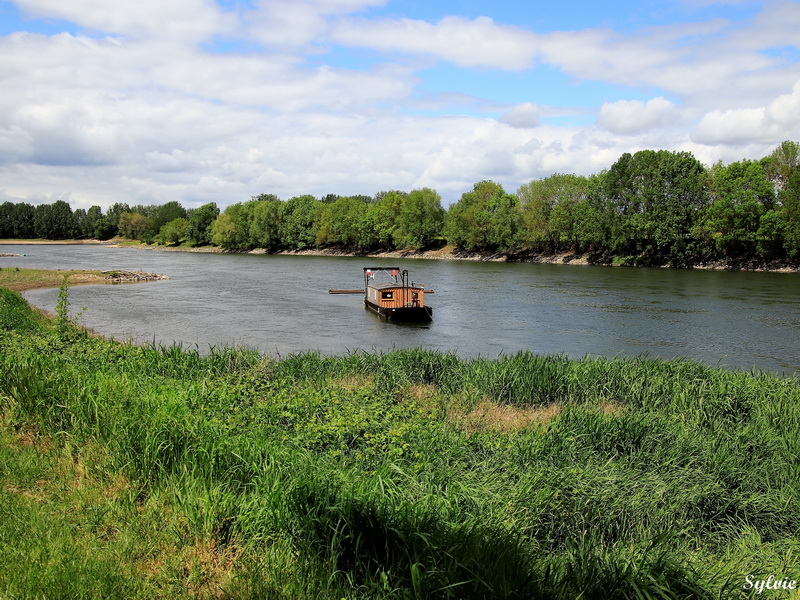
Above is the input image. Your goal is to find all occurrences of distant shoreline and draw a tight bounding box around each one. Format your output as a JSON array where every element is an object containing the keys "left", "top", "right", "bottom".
[
  {"left": 0, "top": 239, "right": 110, "bottom": 245},
  {"left": 2, "top": 238, "right": 799, "bottom": 273}
]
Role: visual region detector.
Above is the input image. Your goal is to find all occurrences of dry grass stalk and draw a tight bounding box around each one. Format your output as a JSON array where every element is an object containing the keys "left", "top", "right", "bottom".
[
  {"left": 452, "top": 399, "right": 562, "bottom": 434},
  {"left": 597, "top": 400, "right": 624, "bottom": 416},
  {"left": 331, "top": 374, "right": 375, "bottom": 391}
]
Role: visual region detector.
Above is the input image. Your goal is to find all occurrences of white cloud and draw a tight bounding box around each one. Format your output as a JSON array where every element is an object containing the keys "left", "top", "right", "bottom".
[
  {"left": 151, "top": 54, "right": 415, "bottom": 112},
  {"left": 0, "top": 0, "right": 799, "bottom": 210},
  {"left": 14, "top": 100, "right": 131, "bottom": 166},
  {"left": 500, "top": 103, "right": 540, "bottom": 129},
  {"left": 331, "top": 15, "right": 538, "bottom": 69},
  {"left": 692, "top": 80, "right": 800, "bottom": 144},
  {"left": 245, "top": 0, "right": 386, "bottom": 48},
  {"left": 597, "top": 97, "right": 682, "bottom": 134},
  {"left": 692, "top": 107, "right": 770, "bottom": 144},
  {"left": 766, "top": 80, "right": 800, "bottom": 127},
  {"left": 14, "top": 0, "right": 235, "bottom": 42}
]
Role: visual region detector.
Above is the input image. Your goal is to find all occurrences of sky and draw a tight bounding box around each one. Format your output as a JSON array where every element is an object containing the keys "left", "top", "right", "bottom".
[{"left": 0, "top": 0, "right": 799, "bottom": 210}]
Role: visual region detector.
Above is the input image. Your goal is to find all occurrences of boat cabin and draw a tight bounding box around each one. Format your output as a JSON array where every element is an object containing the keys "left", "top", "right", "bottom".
[{"left": 363, "top": 267, "right": 432, "bottom": 321}]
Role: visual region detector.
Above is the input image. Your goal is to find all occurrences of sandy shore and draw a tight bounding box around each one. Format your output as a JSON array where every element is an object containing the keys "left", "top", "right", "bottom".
[
  {"left": 269, "top": 247, "right": 798, "bottom": 272},
  {"left": 0, "top": 265, "right": 167, "bottom": 293},
  {"left": 3, "top": 239, "right": 798, "bottom": 272},
  {"left": 0, "top": 239, "right": 110, "bottom": 245}
]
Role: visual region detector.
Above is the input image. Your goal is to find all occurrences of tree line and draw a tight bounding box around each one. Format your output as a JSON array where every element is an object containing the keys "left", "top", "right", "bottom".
[{"left": 2, "top": 141, "right": 798, "bottom": 266}]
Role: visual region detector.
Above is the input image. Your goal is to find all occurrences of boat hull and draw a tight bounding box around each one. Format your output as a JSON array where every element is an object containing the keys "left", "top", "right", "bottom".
[{"left": 364, "top": 299, "right": 432, "bottom": 322}]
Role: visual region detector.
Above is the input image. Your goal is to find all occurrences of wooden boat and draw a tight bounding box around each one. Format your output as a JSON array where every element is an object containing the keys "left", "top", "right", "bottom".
[{"left": 329, "top": 267, "right": 433, "bottom": 322}]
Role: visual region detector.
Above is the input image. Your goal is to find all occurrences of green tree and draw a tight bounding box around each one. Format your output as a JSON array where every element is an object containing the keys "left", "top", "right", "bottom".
[
  {"left": 117, "top": 212, "right": 148, "bottom": 240},
  {"left": 73, "top": 205, "right": 103, "bottom": 239},
  {"left": 517, "top": 181, "right": 553, "bottom": 251},
  {"left": 8, "top": 203, "right": 35, "bottom": 238},
  {"left": 701, "top": 160, "right": 775, "bottom": 257},
  {"left": 600, "top": 150, "right": 707, "bottom": 263},
  {"left": 603, "top": 151, "right": 655, "bottom": 255},
  {"left": 781, "top": 169, "right": 800, "bottom": 257},
  {"left": 93, "top": 217, "right": 117, "bottom": 240},
  {"left": 764, "top": 140, "right": 800, "bottom": 192},
  {"left": 159, "top": 217, "right": 190, "bottom": 245},
  {"left": 249, "top": 197, "right": 283, "bottom": 250},
  {"left": 186, "top": 202, "right": 220, "bottom": 246},
  {"left": 370, "top": 191, "right": 406, "bottom": 248},
  {"left": 518, "top": 174, "right": 588, "bottom": 252},
  {"left": 73, "top": 208, "right": 87, "bottom": 238},
  {"left": 145, "top": 201, "right": 186, "bottom": 242},
  {"left": 649, "top": 151, "right": 707, "bottom": 264},
  {"left": 756, "top": 209, "right": 785, "bottom": 257},
  {"left": 445, "top": 181, "right": 520, "bottom": 252},
  {"left": 316, "top": 196, "right": 375, "bottom": 250},
  {"left": 280, "top": 195, "right": 319, "bottom": 250},
  {"left": 210, "top": 211, "right": 237, "bottom": 249},
  {"left": 49, "top": 200, "right": 76, "bottom": 239},
  {"left": 86, "top": 206, "right": 104, "bottom": 238},
  {"left": 211, "top": 203, "right": 251, "bottom": 250},
  {"left": 0, "top": 202, "right": 13, "bottom": 238},
  {"left": 394, "top": 188, "right": 445, "bottom": 249},
  {"left": 572, "top": 174, "right": 613, "bottom": 254},
  {"left": 105, "top": 202, "right": 130, "bottom": 233},
  {"left": 33, "top": 204, "right": 53, "bottom": 239}
]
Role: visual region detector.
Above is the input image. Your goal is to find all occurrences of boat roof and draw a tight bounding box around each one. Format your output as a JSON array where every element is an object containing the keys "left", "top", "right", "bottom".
[{"left": 368, "top": 282, "right": 423, "bottom": 290}]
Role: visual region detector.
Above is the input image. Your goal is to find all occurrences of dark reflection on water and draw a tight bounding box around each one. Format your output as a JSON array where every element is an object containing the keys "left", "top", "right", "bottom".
[{"left": 3, "top": 244, "right": 800, "bottom": 374}]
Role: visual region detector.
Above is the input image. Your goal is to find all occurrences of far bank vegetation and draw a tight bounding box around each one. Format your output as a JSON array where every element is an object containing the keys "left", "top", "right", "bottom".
[{"left": 2, "top": 141, "right": 799, "bottom": 268}]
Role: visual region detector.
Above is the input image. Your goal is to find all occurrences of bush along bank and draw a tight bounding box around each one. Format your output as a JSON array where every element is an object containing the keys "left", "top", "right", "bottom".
[{"left": 1, "top": 285, "right": 799, "bottom": 598}]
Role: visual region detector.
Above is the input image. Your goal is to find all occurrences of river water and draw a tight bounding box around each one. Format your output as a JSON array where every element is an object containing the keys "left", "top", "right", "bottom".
[{"left": 3, "top": 244, "right": 800, "bottom": 374}]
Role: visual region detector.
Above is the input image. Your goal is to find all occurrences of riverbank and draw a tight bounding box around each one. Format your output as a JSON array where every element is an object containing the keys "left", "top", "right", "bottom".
[
  {"left": 1, "top": 288, "right": 798, "bottom": 598},
  {"left": 0, "top": 267, "right": 167, "bottom": 292},
  {"left": 3, "top": 238, "right": 799, "bottom": 272},
  {"left": 251, "top": 246, "right": 800, "bottom": 273},
  {"left": 0, "top": 239, "right": 111, "bottom": 245}
]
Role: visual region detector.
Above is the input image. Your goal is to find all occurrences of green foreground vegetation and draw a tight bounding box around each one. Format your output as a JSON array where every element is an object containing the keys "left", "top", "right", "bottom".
[
  {"left": 2, "top": 285, "right": 800, "bottom": 598},
  {"left": 2, "top": 141, "right": 800, "bottom": 267}
]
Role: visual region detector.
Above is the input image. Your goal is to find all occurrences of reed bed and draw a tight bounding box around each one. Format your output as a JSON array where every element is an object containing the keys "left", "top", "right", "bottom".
[{"left": 1, "top": 285, "right": 799, "bottom": 598}]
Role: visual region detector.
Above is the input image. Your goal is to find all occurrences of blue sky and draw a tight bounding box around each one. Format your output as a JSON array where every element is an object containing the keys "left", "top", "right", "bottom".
[{"left": 0, "top": 0, "right": 798, "bottom": 208}]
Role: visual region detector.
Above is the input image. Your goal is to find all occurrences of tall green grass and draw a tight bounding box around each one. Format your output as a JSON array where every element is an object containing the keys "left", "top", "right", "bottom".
[
  {"left": 2, "top": 285, "right": 799, "bottom": 598},
  {"left": 0, "top": 287, "right": 47, "bottom": 332}
]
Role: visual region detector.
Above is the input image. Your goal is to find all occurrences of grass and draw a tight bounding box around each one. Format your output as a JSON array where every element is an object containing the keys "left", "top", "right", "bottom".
[
  {"left": 0, "top": 419, "right": 245, "bottom": 599},
  {"left": 0, "top": 266, "right": 110, "bottom": 292},
  {"left": 2, "top": 283, "right": 800, "bottom": 598}
]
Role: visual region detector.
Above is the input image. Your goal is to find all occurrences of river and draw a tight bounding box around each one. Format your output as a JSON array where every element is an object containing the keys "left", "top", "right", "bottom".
[{"left": 3, "top": 244, "right": 800, "bottom": 374}]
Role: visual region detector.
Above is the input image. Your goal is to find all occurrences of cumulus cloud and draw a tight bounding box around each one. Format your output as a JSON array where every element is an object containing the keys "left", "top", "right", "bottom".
[
  {"left": 692, "top": 80, "right": 800, "bottom": 144},
  {"left": 597, "top": 97, "right": 682, "bottom": 134},
  {"left": 0, "top": 0, "right": 798, "bottom": 209},
  {"left": 244, "top": 0, "right": 386, "bottom": 48},
  {"left": 327, "top": 2, "right": 800, "bottom": 113},
  {"left": 500, "top": 103, "right": 540, "bottom": 128},
  {"left": 692, "top": 108, "right": 769, "bottom": 144},
  {"left": 14, "top": 0, "right": 235, "bottom": 42},
  {"left": 331, "top": 15, "right": 538, "bottom": 69},
  {"left": 14, "top": 100, "right": 130, "bottom": 166},
  {"left": 766, "top": 80, "right": 800, "bottom": 127}
]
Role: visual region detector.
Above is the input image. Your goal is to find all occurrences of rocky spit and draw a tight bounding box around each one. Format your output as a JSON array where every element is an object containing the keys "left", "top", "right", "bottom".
[{"left": 100, "top": 270, "right": 167, "bottom": 283}]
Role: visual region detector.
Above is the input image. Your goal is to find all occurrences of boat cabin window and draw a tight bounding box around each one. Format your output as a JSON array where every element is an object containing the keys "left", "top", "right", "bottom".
[{"left": 381, "top": 291, "right": 393, "bottom": 299}]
